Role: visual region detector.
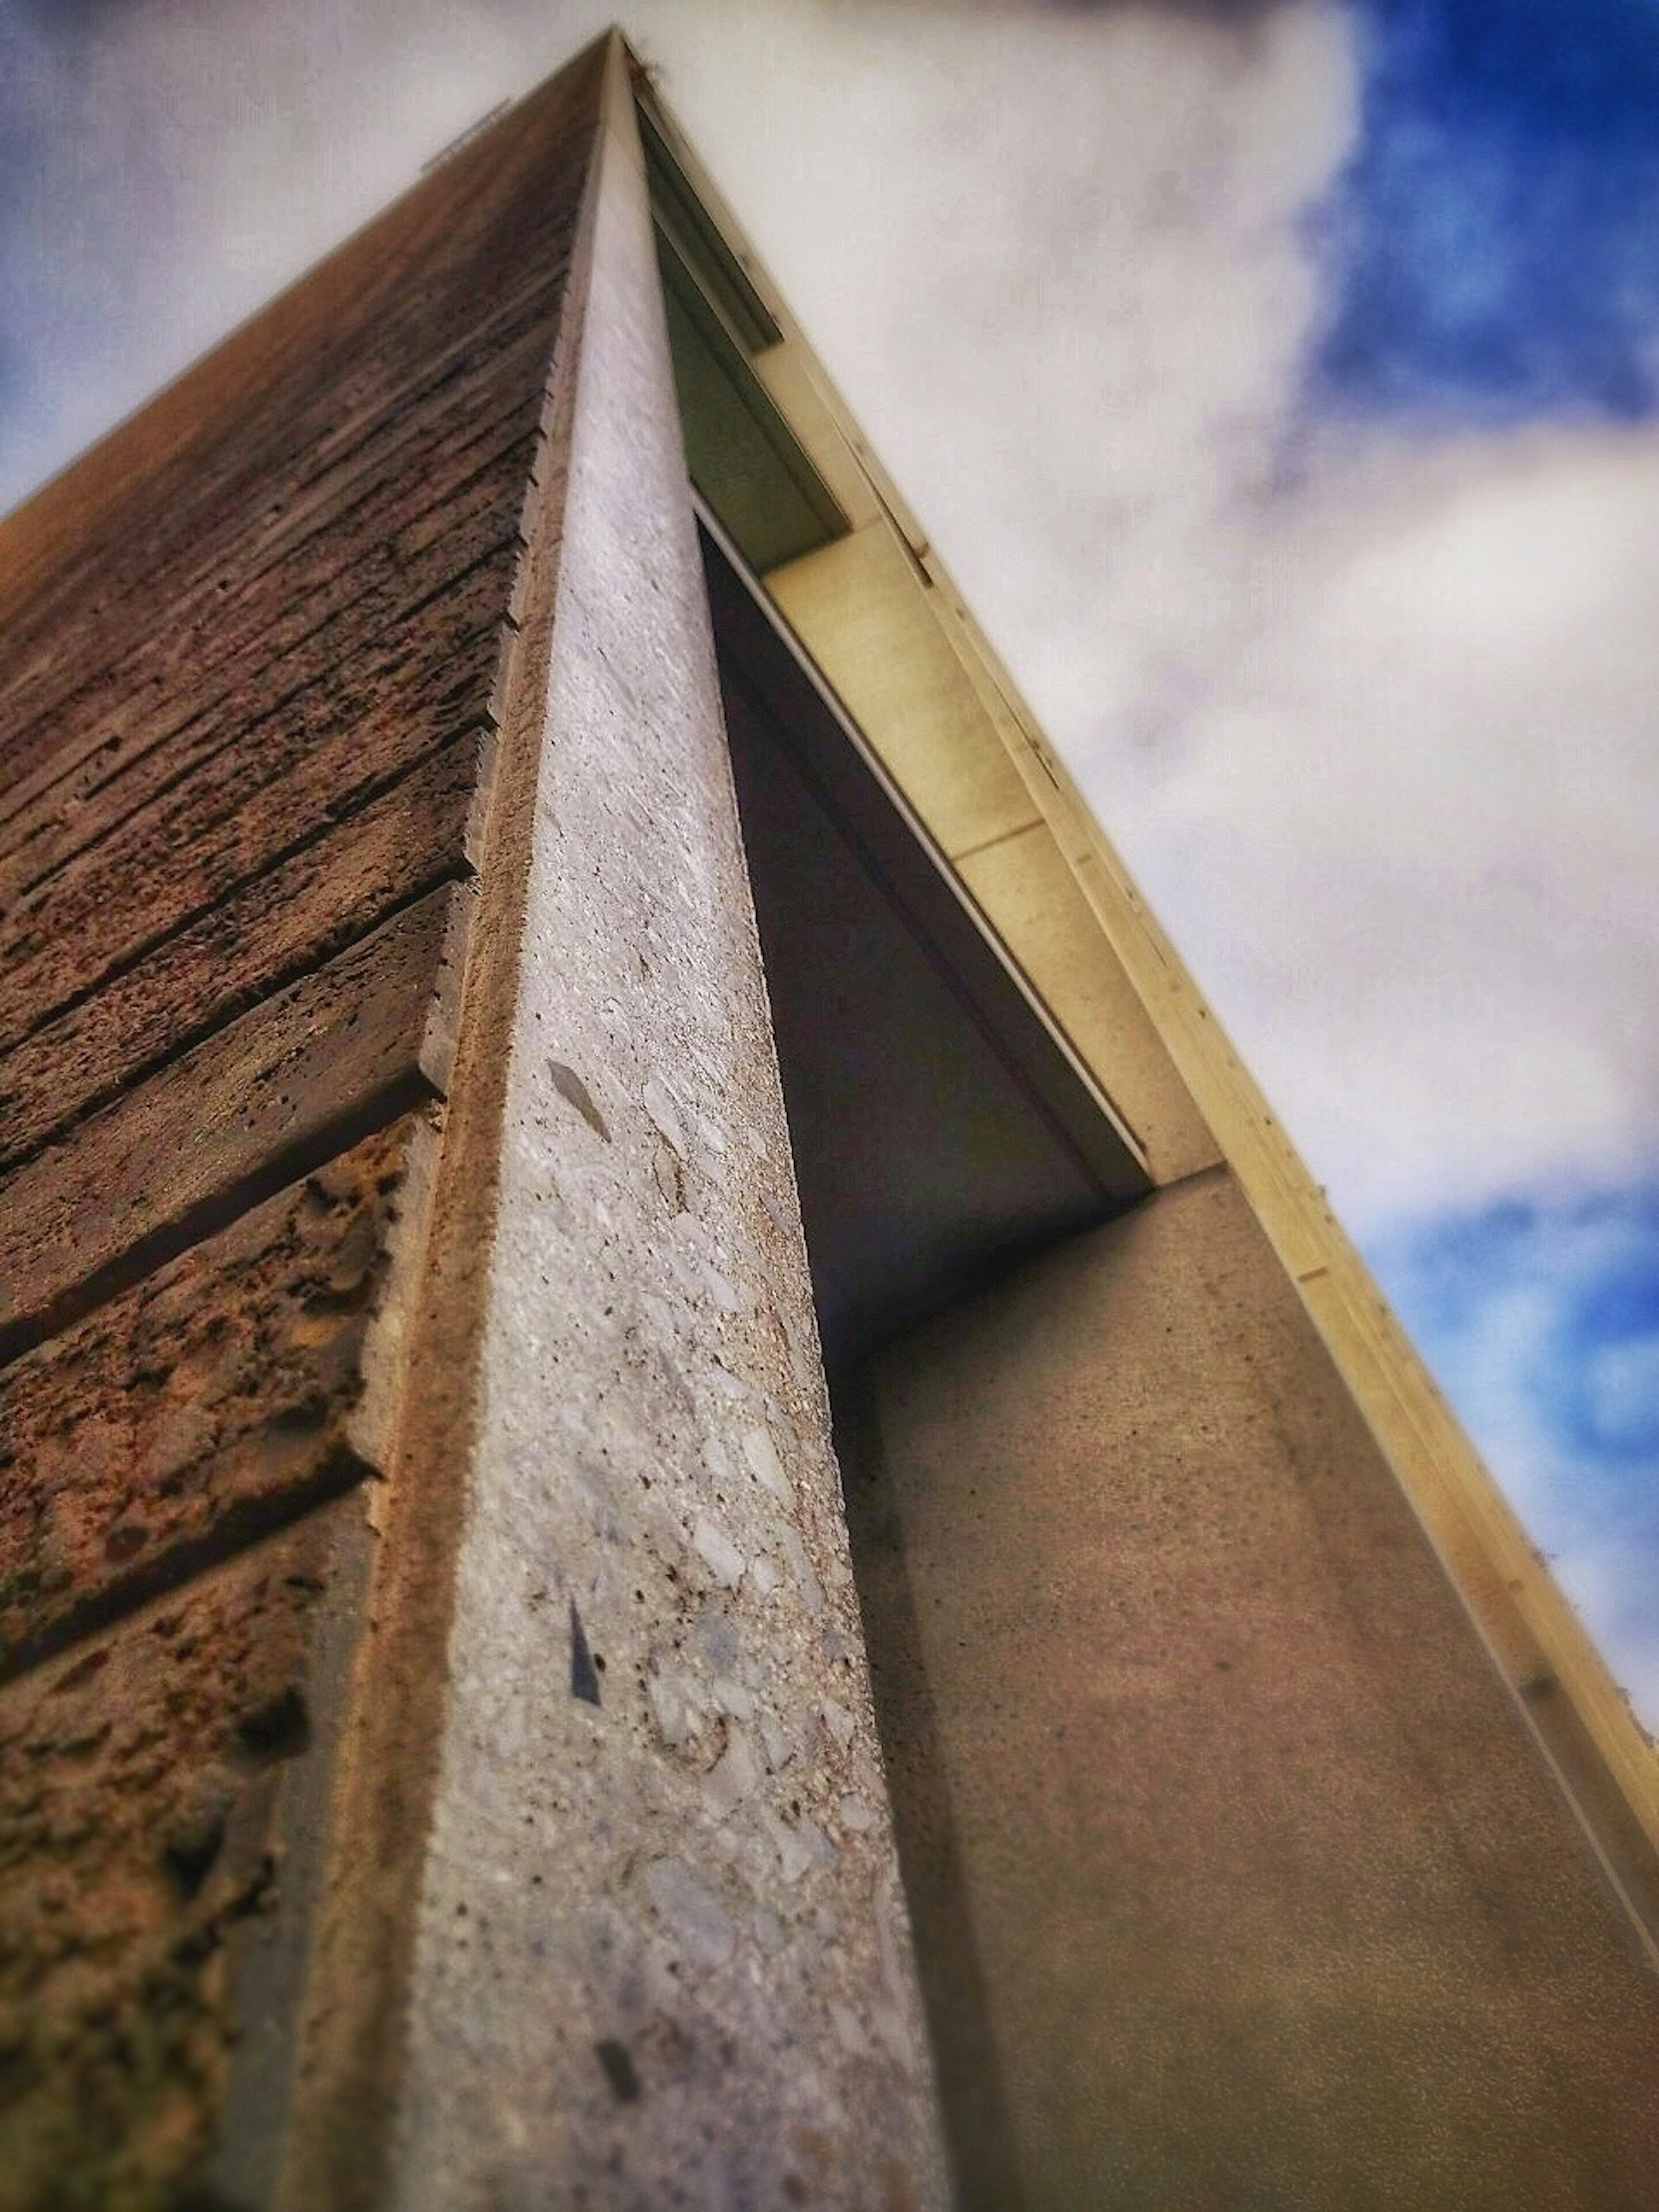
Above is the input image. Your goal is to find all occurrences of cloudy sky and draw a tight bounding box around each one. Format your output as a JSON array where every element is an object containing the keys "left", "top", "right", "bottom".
[{"left": 2, "top": 0, "right": 1655, "bottom": 1721}]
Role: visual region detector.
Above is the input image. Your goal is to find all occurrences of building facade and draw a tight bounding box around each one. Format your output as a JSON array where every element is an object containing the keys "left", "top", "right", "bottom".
[{"left": 0, "top": 32, "right": 1655, "bottom": 2210}]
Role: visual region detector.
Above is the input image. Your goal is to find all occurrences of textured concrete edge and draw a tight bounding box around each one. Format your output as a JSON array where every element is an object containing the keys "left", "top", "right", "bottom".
[
  {"left": 264, "top": 53, "right": 614, "bottom": 2212},
  {"left": 385, "top": 37, "right": 951, "bottom": 2203}
]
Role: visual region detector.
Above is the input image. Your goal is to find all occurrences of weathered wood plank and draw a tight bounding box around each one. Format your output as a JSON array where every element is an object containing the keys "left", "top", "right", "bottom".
[
  {"left": 0, "top": 884, "right": 462, "bottom": 1368},
  {"left": 0, "top": 740, "right": 480, "bottom": 1174},
  {"left": 0, "top": 1121, "right": 413, "bottom": 1676}
]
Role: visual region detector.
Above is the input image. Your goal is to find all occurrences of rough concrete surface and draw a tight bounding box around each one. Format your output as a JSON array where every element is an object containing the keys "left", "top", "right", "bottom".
[
  {"left": 0, "top": 743, "right": 481, "bottom": 1177},
  {"left": 0, "top": 538, "right": 513, "bottom": 1058},
  {"left": 850, "top": 1167, "right": 1659, "bottom": 2210},
  {"left": 0, "top": 425, "right": 527, "bottom": 908},
  {"left": 386, "top": 61, "right": 948, "bottom": 2212},
  {"left": 0, "top": 366, "right": 538, "bottom": 889},
  {"left": 0, "top": 1500, "right": 367, "bottom": 2212},
  {"left": 0, "top": 41, "right": 606, "bottom": 2212},
  {"left": 0, "top": 303, "right": 559, "bottom": 820},
  {"left": 0, "top": 69, "right": 597, "bottom": 785},
  {"left": 0, "top": 884, "right": 461, "bottom": 1366},
  {"left": 0, "top": 1121, "right": 415, "bottom": 1676}
]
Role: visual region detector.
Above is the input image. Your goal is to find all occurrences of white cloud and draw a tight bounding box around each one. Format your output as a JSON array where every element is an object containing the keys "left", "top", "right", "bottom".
[
  {"left": 1130, "top": 423, "right": 1659, "bottom": 1227},
  {"left": 694, "top": 2, "right": 1659, "bottom": 1239}
]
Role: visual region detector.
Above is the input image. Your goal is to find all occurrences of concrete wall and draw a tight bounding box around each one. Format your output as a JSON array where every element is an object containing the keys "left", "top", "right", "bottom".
[
  {"left": 373, "top": 57, "right": 947, "bottom": 2212},
  {"left": 0, "top": 34, "right": 948, "bottom": 2204},
  {"left": 845, "top": 1166, "right": 1659, "bottom": 2209},
  {"left": 713, "top": 43, "right": 1659, "bottom": 1913},
  {"left": 12, "top": 25, "right": 1653, "bottom": 2211},
  {"left": 0, "top": 44, "right": 604, "bottom": 2208}
]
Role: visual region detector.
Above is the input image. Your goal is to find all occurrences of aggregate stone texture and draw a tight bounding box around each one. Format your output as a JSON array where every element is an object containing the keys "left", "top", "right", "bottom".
[
  {"left": 389, "top": 102, "right": 949, "bottom": 2212},
  {"left": 0, "top": 1500, "right": 365, "bottom": 2212},
  {"left": 0, "top": 1120, "right": 415, "bottom": 1678},
  {"left": 0, "top": 884, "right": 461, "bottom": 1367},
  {"left": 851, "top": 1168, "right": 1659, "bottom": 2211}
]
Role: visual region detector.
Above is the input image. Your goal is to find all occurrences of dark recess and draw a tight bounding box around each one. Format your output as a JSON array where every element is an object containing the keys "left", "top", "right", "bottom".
[{"left": 702, "top": 521, "right": 1146, "bottom": 1378}]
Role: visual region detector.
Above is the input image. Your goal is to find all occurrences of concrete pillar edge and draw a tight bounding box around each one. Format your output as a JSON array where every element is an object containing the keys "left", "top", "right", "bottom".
[{"left": 264, "top": 73, "right": 613, "bottom": 2212}]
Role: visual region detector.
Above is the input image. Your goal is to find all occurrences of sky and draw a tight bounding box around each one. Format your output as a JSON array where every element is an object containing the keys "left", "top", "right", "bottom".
[{"left": 1, "top": 0, "right": 1655, "bottom": 1723}]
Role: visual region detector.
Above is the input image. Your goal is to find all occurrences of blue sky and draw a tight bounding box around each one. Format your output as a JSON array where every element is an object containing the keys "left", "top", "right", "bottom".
[
  {"left": 1313, "top": 0, "right": 1659, "bottom": 423},
  {"left": 0, "top": 0, "right": 1653, "bottom": 1720},
  {"left": 1294, "top": 0, "right": 1659, "bottom": 1716},
  {"left": 1374, "top": 1185, "right": 1659, "bottom": 1712}
]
